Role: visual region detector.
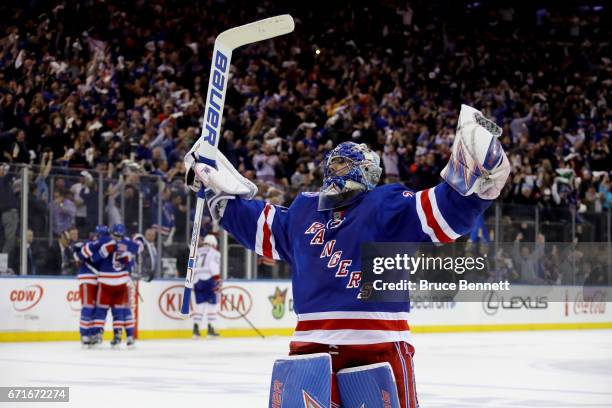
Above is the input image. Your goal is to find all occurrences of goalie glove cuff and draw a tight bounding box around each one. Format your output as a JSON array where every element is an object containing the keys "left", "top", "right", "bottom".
[
  {"left": 441, "top": 104, "right": 511, "bottom": 200},
  {"left": 205, "top": 189, "right": 235, "bottom": 223}
]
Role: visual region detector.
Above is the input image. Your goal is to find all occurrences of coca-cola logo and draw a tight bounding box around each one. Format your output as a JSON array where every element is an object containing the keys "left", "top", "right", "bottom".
[
  {"left": 218, "top": 286, "right": 253, "bottom": 320},
  {"left": 158, "top": 285, "right": 194, "bottom": 320},
  {"left": 10, "top": 284, "right": 44, "bottom": 311},
  {"left": 66, "top": 290, "right": 81, "bottom": 312},
  {"left": 565, "top": 290, "right": 607, "bottom": 316}
]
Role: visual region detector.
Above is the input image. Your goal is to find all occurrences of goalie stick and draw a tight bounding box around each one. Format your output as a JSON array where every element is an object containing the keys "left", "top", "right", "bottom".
[{"left": 180, "top": 15, "right": 295, "bottom": 316}]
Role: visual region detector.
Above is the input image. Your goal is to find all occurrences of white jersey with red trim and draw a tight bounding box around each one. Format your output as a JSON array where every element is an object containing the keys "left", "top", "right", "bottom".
[
  {"left": 219, "top": 182, "right": 490, "bottom": 345},
  {"left": 193, "top": 245, "right": 221, "bottom": 282}
]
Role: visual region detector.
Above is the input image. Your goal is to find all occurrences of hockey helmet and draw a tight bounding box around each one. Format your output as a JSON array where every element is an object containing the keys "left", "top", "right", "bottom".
[
  {"left": 319, "top": 142, "right": 382, "bottom": 211},
  {"left": 95, "top": 224, "right": 110, "bottom": 237},
  {"left": 203, "top": 234, "right": 218, "bottom": 248},
  {"left": 111, "top": 223, "right": 126, "bottom": 238}
]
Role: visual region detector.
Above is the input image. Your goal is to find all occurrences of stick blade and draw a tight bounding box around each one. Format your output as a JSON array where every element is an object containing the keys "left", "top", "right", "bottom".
[{"left": 218, "top": 14, "right": 295, "bottom": 49}]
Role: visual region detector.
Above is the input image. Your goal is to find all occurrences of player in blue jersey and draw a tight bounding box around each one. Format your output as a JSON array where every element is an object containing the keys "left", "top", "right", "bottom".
[
  {"left": 186, "top": 104, "right": 511, "bottom": 407},
  {"left": 92, "top": 223, "right": 142, "bottom": 348},
  {"left": 72, "top": 224, "right": 109, "bottom": 347}
]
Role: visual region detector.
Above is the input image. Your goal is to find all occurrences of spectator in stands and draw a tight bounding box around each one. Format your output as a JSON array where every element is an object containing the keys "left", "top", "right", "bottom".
[
  {"left": 0, "top": 0, "right": 610, "bottom": 260},
  {"left": 8, "top": 130, "right": 28, "bottom": 163},
  {"left": 137, "top": 228, "right": 159, "bottom": 281},
  {"left": 70, "top": 171, "right": 95, "bottom": 235},
  {"left": 45, "top": 227, "right": 77, "bottom": 275},
  {"left": 51, "top": 190, "right": 77, "bottom": 236},
  {"left": 0, "top": 164, "right": 18, "bottom": 265},
  {"left": 512, "top": 232, "right": 547, "bottom": 284}
]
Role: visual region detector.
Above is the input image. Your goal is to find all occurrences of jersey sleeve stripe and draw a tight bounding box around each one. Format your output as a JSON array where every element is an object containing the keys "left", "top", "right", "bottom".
[
  {"left": 419, "top": 188, "right": 454, "bottom": 243},
  {"left": 81, "top": 244, "right": 93, "bottom": 258},
  {"left": 428, "top": 187, "right": 460, "bottom": 240},
  {"left": 415, "top": 190, "right": 439, "bottom": 242},
  {"left": 256, "top": 203, "right": 281, "bottom": 260},
  {"left": 255, "top": 205, "right": 266, "bottom": 255},
  {"left": 262, "top": 204, "right": 274, "bottom": 258}
]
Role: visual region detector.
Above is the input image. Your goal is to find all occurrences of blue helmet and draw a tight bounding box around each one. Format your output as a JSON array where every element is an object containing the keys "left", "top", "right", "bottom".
[
  {"left": 319, "top": 142, "right": 382, "bottom": 211},
  {"left": 111, "top": 223, "right": 126, "bottom": 238},
  {"left": 95, "top": 225, "right": 110, "bottom": 237}
]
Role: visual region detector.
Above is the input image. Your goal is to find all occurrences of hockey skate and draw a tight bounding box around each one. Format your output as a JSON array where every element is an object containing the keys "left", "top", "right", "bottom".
[
  {"left": 89, "top": 333, "right": 103, "bottom": 348},
  {"left": 126, "top": 336, "right": 135, "bottom": 349},
  {"left": 193, "top": 323, "right": 201, "bottom": 339},
  {"left": 80, "top": 336, "right": 91, "bottom": 349},
  {"left": 110, "top": 333, "right": 122, "bottom": 349},
  {"left": 207, "top": 324, "right": 220, "bottom": 338}
]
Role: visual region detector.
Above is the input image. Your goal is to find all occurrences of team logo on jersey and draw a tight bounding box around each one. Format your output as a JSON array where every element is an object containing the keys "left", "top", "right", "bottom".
[
  {"left": 269, "top": 286, "right": 288, "bottom": 319},
  {"left": 327, "top": 210, "right": 346, "bottom": 229},
  {"left": 402, "top": 190, "right": 414, "bottom": 198}
]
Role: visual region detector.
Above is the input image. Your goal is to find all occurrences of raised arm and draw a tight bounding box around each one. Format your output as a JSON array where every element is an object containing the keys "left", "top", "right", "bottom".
[
  {"left": 380, "top": 105, "right": 510, "bottom": 242},
  {"left": 185, "top": 146, "right": 293, "bottom": 263},
  {"left": 203, "top": 191, "right": 293, "bottom": 263}
]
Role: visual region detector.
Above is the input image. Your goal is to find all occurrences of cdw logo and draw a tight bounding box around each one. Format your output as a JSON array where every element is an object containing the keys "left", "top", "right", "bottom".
[{"left": 10, "top": 285, "right": 44, "bottom": 311}]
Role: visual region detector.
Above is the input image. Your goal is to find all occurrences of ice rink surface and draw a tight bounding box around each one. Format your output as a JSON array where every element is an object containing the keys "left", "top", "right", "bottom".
[{"left": 1, "top": 330, "right": 611, "bottom": 408}]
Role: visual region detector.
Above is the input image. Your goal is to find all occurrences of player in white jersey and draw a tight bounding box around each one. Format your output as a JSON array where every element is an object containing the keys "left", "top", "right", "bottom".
[{"left": 192, "top": 234, "right": 222, "bottom": 338}]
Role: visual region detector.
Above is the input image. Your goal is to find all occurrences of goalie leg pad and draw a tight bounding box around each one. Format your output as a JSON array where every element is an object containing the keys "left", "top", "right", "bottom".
[
  {"left": 337, "top": 362, "right": 401, "bottom": 408},
  {"left": 269, "top": 353, "right": 332, "bottom": 408}
]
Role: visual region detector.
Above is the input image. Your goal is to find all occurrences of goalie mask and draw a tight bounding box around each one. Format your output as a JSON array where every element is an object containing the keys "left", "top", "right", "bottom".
[{"left": 318, "top": 142, "right": 382, "bottom": 211}]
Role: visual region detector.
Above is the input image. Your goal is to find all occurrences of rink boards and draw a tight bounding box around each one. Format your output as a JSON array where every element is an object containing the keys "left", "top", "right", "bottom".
[{"left": 0, "top": 276, "right": 611, "bottom": 341}]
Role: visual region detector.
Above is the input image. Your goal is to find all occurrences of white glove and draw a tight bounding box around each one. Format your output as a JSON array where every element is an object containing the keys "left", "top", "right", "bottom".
[
  {"left": 184, "top": 146, "right": 257, "bottom": 199},
  {"left": 441, "top": 104, "right": 511, "bottom": 200}
]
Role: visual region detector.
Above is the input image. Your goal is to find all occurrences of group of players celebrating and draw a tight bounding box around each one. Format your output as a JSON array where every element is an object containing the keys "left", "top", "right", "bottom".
[
  {"left": 74, "top": 224, "right": 222, "bottom": 347},
  {"left": 74, "top": 224, "right": 142, "bottom": 348}
]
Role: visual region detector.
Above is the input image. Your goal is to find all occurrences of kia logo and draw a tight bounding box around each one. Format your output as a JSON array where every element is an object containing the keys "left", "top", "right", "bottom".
[
  {"left": 10, "top": 285, "right": 44, "bottom": 312},
  {"left": 158, "top": 285, "right": 194, "bottom": 320},
  {"left": 218, "top": 286, "right": 253, "bottom": 320}
]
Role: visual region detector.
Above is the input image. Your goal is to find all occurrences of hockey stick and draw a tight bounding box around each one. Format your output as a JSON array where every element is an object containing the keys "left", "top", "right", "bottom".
[
  {"left": 181, "top": 15, "right": 295, "bottom": 316},
  {"left": 224, "top": 292, "right": 266, "bottom": 339}
]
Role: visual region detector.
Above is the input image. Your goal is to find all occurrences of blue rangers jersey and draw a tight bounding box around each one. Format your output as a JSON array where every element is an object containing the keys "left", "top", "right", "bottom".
[
  {"left": 73, "top": 236, "right": 112, "bottom": 284},
  {"left": 97, "top": 237, "right": 143, "bottom": 286},
  {"left": 219, "top": 182, "right": 490, "bottom": 345}
]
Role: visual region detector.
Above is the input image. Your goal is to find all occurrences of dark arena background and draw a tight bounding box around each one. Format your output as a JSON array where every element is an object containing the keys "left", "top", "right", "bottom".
[{"left": 0, "top": 1, "right": 610, "bottom": 407}]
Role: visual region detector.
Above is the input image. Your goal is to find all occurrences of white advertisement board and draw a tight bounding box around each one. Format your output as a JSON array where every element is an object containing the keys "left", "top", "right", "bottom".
[{"left": 0, "top": 277, "right": 610, "bottom": 341}]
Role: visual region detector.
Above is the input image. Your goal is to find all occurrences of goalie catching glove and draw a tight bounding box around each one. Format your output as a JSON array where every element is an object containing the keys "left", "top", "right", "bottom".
[
  {"left": 441, "top": 104, "right": 510, "bottom": 200},
  {"left": 184, "top": 146, "right": 257, "bottom": 223},
  {"left": 184, "top": 146, "right": 257, "bottom": 198}
]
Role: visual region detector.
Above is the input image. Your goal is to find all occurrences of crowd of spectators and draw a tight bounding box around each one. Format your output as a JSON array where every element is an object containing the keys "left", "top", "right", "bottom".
[{"left": 0, "top": 1, "right": 611, "bottom": 274}]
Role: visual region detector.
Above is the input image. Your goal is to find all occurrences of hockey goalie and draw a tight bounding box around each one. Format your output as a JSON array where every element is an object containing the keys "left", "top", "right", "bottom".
[{"left": 185, "top": 104, "right": 510, "bottom": 408}]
